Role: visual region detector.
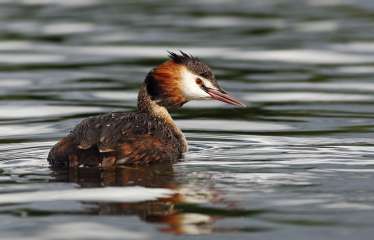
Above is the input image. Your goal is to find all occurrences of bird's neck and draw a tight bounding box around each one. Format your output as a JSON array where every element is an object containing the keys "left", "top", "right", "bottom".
[
  {"left": 137, "top": 83, "right": 173, "bottom": 122},
  {"left": 137, "top": 84, "right": 188, "bottom": 152}
]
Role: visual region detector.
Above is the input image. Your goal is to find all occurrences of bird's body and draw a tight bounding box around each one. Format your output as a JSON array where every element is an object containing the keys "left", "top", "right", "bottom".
[{"left": 48, "top": 52, "right": 244, "bottom": 168}]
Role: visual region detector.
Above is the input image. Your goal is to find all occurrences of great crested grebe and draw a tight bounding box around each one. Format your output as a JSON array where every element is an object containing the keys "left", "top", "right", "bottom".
[{"left": 48, "top": 51, "right": 245, "bottom": 168}]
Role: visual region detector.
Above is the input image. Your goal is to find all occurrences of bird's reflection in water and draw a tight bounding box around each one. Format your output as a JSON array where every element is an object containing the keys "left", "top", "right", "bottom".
[{"left": 53, "top": 164, "right": 216, "bottom": 234}]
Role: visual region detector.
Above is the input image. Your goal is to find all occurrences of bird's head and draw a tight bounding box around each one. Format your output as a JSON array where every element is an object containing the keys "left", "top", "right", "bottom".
[{"left": 145, "top": 51, "right": 246, "bottom": 109}]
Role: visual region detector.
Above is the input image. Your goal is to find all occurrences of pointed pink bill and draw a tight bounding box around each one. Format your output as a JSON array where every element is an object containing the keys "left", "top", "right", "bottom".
[{"left": 205, "top": 88, "right": 246, "bottom": 107}]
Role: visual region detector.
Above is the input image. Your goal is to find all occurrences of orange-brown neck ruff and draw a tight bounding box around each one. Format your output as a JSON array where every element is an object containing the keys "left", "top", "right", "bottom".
[{"left": 145, "top": 60, "right": 187, "bottom": 108}]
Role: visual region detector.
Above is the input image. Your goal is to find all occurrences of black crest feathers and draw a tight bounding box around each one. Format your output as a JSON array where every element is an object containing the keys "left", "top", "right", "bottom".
[
  {"left": 167, "top": 50, "right": 216, "bottom": 82},
  {"left": 167, "top": 50, "right": 199, "bottom": 64}
]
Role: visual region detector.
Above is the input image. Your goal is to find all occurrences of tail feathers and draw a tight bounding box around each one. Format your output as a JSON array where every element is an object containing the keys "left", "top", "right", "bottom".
[
  {"left": 48, "top": 135, "right": 103, "bottom": 169},
  {"left": 48, "top": 136, "right": 75, "bottom": 169}
]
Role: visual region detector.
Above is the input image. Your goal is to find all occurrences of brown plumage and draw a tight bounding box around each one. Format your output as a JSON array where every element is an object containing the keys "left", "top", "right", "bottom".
[
  {"left": 48, "top": 86, "right": 185, "bottom": 168},
  {"left": 48, "top": 51, "right": 245, "bottom": 168}
]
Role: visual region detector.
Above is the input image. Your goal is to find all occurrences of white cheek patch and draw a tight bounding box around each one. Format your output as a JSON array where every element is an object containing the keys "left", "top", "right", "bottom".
[{"left": 180, "top": 68, "right": 212, "bottom": 100}]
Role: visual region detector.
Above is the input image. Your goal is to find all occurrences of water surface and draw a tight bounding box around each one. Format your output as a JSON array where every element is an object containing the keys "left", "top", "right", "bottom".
[{"left": 1, "top": 0, "right": 374, "bottom": 239}]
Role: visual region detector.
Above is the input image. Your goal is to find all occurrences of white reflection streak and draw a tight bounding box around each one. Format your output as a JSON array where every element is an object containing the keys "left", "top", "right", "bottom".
[
  {"left": 21, "top": 0, "right": 99, "bottom": 6},
  {"left": 176, "top": 120, "right": 292, "bottom": 131},
  {"left": 0, "top": 54, "right": 64, "bottom": 64},
  {"left": 0, "top": 186, "right": 175, "bottom": 204},
  {"left": 244, "top": 92, "right": 373, "bottom": 102},
  {"left": 43, "top": 23, "right": 96, "bottom": 35},
  {"left": 230, "top": 49, "right": 374, "bottom": 64}
]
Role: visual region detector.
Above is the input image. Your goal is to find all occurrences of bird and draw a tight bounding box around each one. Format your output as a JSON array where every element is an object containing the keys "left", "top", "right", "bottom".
[{"left": 48, "top": 51, "right": 245, "bottom": 168}]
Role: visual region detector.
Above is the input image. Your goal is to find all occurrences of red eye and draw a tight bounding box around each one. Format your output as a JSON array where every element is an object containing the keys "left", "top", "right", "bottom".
[{"left": 196, "top": 78, "right": 203, "bottom": 85}]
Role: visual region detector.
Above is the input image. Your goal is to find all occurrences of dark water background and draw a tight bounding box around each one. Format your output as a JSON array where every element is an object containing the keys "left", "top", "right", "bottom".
[{"left": 1, "top": 0, "right": 374, "bottom": 239}]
